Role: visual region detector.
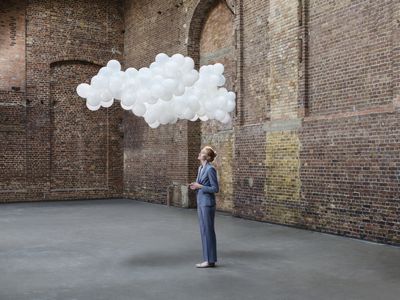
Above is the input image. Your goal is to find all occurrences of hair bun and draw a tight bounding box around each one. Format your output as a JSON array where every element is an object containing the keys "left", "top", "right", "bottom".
[{"left": 203, "top": 146, "right": 217, "bottom": 162}]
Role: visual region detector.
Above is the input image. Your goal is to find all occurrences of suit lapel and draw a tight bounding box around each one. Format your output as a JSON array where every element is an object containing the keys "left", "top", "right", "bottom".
[
  {"left": 196, "top": 166, "right": 201, "bottom": 182},
  {"left": 198, "top": 163, "right": 209, "bottom": 182}
]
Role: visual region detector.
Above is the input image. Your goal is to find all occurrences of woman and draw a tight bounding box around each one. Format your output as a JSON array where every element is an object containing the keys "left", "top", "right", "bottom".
[{"left": 189, "top": 146, "right": 219, "bottom": 268}]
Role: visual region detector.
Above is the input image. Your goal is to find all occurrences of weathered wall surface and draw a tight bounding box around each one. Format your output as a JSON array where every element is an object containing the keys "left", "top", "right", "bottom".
[
  {"left": 299, "top": 0, "right": 400, "bottom": 244},
  {"left": 123, "top": 0, "right": 400, "bottom": 245},
  {"left": 0, "top": 1, "right": 25, "bottom": 91},
  {"left": 0, "top": 0, "right": 124, "bottom": 202},
  {"left": 1, "top": 0, "right": 399, "bottom": 245}
]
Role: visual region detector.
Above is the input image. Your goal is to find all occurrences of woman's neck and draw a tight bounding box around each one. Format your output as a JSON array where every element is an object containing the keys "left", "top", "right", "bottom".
[{"left": 201, "top": 160, "right": 208, "bottom": 166}]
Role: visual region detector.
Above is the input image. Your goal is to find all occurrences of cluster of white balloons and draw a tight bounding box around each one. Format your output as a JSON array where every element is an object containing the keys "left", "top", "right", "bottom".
[{"left": 76, "top": 53, "right": 236, "bottom": 128}]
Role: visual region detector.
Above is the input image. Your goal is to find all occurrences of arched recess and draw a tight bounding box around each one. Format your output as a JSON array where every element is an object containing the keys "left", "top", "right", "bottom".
[
  {"left": 187, "top": 0, "right": 236, "bottom": 212},
  {"left": 188, "top": 0, "right": 235, "bottom": 68},
  {"left": 49, "top": 60, "right": 109, "bottom": 191},
  {"left": 49, "top": 57, "right": 105, "bottom": 69}
]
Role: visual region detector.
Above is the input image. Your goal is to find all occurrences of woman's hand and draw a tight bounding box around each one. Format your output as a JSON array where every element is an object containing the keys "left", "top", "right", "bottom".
[{"left": 189, "top": 182, "right": 203, "bottom": 190}]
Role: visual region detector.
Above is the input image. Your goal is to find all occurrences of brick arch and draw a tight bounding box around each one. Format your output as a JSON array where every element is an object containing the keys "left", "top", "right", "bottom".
[
  {"left": 49, "top": 58, "right": 103, "bottom": 69},
  {"left": 187, "top": 0, "right": 236, "bottom": 213},
  {"left": 187, "top": 0, "right": 235, "bottom": 67}
]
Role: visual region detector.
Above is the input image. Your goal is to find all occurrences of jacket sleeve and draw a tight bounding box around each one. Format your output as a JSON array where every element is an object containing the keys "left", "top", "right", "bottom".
[{"left": 200, "top": 167, "right": 219, "bottom": 194}]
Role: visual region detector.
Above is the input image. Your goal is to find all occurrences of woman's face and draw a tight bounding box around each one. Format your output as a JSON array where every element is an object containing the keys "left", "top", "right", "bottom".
[{"left": 198, "top": 148, "right": 208, "bottom": 162}]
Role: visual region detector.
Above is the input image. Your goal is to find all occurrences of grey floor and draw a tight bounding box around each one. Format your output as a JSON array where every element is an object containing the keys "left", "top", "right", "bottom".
[{"left": 0, "top": 199, "right": 399, "bottom": 300}]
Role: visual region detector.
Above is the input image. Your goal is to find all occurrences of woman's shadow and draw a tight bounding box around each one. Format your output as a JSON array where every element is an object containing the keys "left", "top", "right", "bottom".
[{"left": 122, "top": 249, "right": 282, "bottom": 268}]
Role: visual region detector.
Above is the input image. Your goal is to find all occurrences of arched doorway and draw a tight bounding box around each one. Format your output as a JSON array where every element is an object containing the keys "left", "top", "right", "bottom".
[{"left": 188, "top": 0, "right": 236, "bottom": 212}]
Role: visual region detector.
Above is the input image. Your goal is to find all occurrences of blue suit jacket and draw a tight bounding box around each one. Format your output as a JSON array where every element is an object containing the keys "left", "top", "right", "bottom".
[{"left": 196, "top": 162, "right": 219, "bottom": 207}]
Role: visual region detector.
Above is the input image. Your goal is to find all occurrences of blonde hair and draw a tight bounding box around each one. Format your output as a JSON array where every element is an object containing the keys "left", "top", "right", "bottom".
[{"left": 202, "top": 146, "right": 217, "bottom": 162}]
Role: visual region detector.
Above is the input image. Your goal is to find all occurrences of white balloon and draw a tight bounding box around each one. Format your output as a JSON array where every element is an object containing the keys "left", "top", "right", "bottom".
[
  {"left": 138, "top": 67, "right": 152, "bottom": 79},
  {"left": 120, "top": 102, "right": 133, "bottom": 110},
  {"left": 164, "top": 61, "right": 180, "bottom": 78},
  {"left": 183, "top": 56, "right": 195, "bottom": 71},
  {"left": 76, "top": 83, "right": 91, "bottom": 98},
  {"left": 172, "top": 53, "right": 185, "bottom": 65},
  {"left": 162, "top": 78, "right": 178, "bottom": 92},
  {"left": 150, "top": 66, "right": 164, "bottom": 76},
  {"left": 182, "top": 108, "right": 195, "bottom": 120},
  {"left": 167, "top": 113, "right": 176, "bottom": 124},
  {"left": 125, "top": 67, "right": 138, "bottom": 78},
  {"left": 207, "top": 74, "right": 220, "bottom": 85},
  {"left": 91, "top": 75, "right": 108, "bottom": 89},
  {"left": 187, "top": 95, "right": 200, "bottom": 112},
  {"left": 151, "top": 83, "right": 165, "bottom": 99},
  {"left": 107, "top": 60, "right": 121, "bottom": 72},
  {"left": 207, "top": 110, "right": 216, "bottom": 119},
  {"left": 221, "top": 113, "right": 231, "bottom": 124},
  {"left": 99, "top": 89, "right": 113, "bottom": 102},
  {"left": 149, "top": 62, "right": 159, "bottom": 69},
  {"left": 159, "top": 112, "right": 171, "bottom": 125},
  {"left": 109, "top": 71, "right": 125, "bottom": 95},
  {"left": 86, "top": 102, "right": 101, "bottom": 111},
  {"left": 121, "top": 91, "right": 136, "bottom": 106},
  {"left": 169, "top": 116, "right": 178, "bottom": 124},
  {"left": 215, "top": 109, "right": 226, "bottom": 121},
  {"left": 98, "top": 67, "right": 114, "bottom": 77},
  {"left": 182, "top": 70, "right": 199, "bottom": 87},
  {"left": 190, "top": 114, "right": 199, "bottom": 121},
  {"left": 175, "top": 83, "right": 185, "bottom": 96},
  {"left": 196, "top": 77, "right": 210, "bottom": 88},
  {"left": 214, "top": 63, "right": 224, "bottom": 74},
  {"left": 114, "top": 90, "right": 123, "bottom": 101},
  {"left": 101, "top": 99, "right": 114, "bottom": 108},
  {"left": 216, "top": 95, "right": 227, "bottom": 109},
  {"left": 149, "top": 121, "right": 160, "bottom": 129},
  {"left": 147, "top": 96, "right": 159, "bottom": 104},
  {"left": 199, "top": 65, "right": 208, "bottom": 73},
  {"left": 109, "top": 79, "right": 122, "bottom": 95},
  {"left": 197, "top": 106, "right": 207, "bottom": 117},
  {"left": 136, "top": 88, "right": 152, "bottom": 103},
  {"left": 217, "top": 75, "right": 226, "bottom": 86},
  {"left": 132, "top": 102, "right": 146, "bottom": 116},
  {"left": 160, "top": 91, "right": 173, "bottom": 101},
  {"left": 204, "top": 100, "right": 214, "bottom": 112},
  {"left": 155, "top": 53, "right": 169, "bottom": 64},
  {"left": 226, "top": 99, "right": 235, "bottom": 112},
  {"left": 218, "top": 87, "right": 228, "bottom": 93},
  {"left": 87, "top": 94, "right": 101, "bottom": 106},
  {"left": 153, "top": 74, "right": 164, "bottom": 82},
  {"left": 144, "top": 107, "right": 158, "bottom": 124},
  {"left": 227, "top": 91, "right": 236, "bottom": 101},
  {"left": 206, "top": 85, "right": 219, "bottom": 95}
]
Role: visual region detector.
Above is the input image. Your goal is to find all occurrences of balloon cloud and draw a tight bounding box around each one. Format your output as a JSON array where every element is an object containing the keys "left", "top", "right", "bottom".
[{"left": 76, "top": 55, "right": 236, "bottom": 128}]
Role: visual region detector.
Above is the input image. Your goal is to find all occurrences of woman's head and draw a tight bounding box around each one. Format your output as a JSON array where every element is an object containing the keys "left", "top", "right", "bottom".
[{"left": 198, "top": 146, "right": 217, "bottom": 162}]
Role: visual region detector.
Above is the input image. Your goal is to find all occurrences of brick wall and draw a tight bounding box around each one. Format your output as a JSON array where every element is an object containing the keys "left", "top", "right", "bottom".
[
  {"left": 0, "top": 0, "right": 124, "bottom": 202},
  {"left": 1, "top": 0, "right": 399, "bottom": 245},
  {"left": 122, "top": 0, "right": 399, "bottom": 245},
  {"left": 299, "top": 0, "right": 400, "bottom": 244},
  {"left": 0, "top": 1, "right": 25, "bottom": 91}
]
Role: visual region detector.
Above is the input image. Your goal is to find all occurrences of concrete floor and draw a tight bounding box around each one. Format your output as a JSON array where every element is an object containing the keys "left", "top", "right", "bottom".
[{"left": 0, "top": 199, "right": 399, "bottom": 300}]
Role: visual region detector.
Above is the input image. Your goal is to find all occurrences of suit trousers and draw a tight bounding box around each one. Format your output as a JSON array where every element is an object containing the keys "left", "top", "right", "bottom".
[{"left": 197, "top": 205, "right": 217, "bottom": 263}]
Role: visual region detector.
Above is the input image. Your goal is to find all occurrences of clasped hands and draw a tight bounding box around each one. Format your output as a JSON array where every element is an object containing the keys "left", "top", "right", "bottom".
[{"left": 189, "top": 182, "right": 203, "bottom": 190}]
